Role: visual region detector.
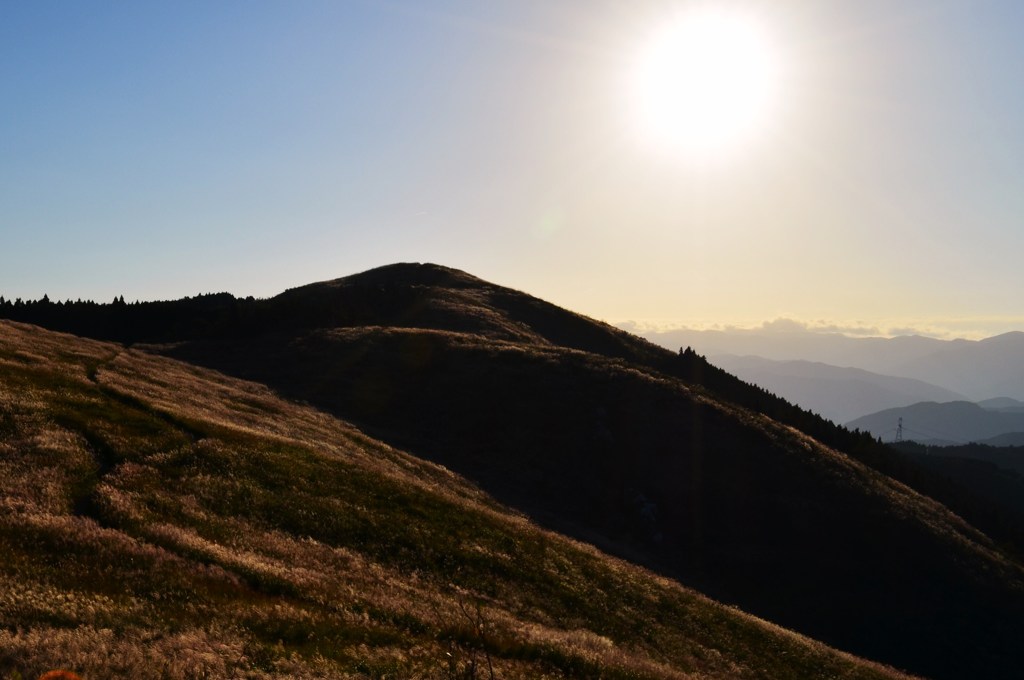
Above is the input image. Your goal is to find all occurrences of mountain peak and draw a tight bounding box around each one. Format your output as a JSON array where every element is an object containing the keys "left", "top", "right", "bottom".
[
  {"left": 980, "top": 330, "right": 1024, "bottom": 345},
  {"left": 300, "top": 262, "right": 486, "bottom": 292}
]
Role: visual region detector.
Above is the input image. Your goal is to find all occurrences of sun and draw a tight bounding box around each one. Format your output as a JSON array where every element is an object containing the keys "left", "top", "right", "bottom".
[{"left": 631, "top": 7, "right": 781, "bottom": 159}]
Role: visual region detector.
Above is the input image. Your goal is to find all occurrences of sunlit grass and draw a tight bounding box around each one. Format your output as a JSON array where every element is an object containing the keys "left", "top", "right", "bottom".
[{"left": 0, "top": 321, "right": 912, "bottom": 679}]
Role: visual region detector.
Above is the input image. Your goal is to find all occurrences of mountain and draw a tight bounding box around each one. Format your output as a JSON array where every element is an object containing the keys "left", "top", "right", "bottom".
[
  {"left": 709, "top": 354, "right": 967, "bottom": 423},
  {"left": 5, "top": 263, "right": 1024, "bottom": 679},
  {"left": 892, "top": 441, "right": 1024, "bottom": 531},
  {"left": 978, "top": 397, "right": 1024, "bottom": 414},
  {"left": 981, "top": 432, "right": 1024, "bottom": 446},
  {"left": 896, "top": 332, "right": 1024, "bottom": 401},
  {"left": 846, "top": 401, "right": 1024, "bottom": 445},
  {"left": 895, "top": 442, "right": 1024, "bottom": 477},
  {"left": 0, "top": 320, "right": 920, "bottom": 680},
  {"left": 636, "top": 326, "right": 948, "bottom": 375},
  {"left": 639, "top": 326, "right": 1024, "bottom": 401}
]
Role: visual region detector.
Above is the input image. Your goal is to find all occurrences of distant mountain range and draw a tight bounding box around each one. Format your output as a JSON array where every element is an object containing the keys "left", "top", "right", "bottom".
[
  {"left": 710, "top": 354, "right": 967, "bottom": 424},
  {"left": 638, "top": 326, "right": 1024, "bottom": 402},
  {"left": 979, "top": 397, "right": 1024, "bottom": 414},
  {"left": 847, "top": 399, "right": 1024, "bottom": 445},
  {"left": 4, "top": 263, "right": 1024, "bottom": 679}
]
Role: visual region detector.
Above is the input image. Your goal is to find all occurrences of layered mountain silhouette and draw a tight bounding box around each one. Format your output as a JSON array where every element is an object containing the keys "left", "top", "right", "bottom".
[
  {"left": 847, "top": 401, "right": 1024, "bottom": 445},
  {"left": 981, "top": 431, "right": 1024, "bottom": 446},
  {"left": 709, "top": 354, "right": 966, "bottom": 423},
  {"left": 978, "top": 397, "right": 1024, "bottom": 414},
  {"left": 640, "top": 325, "right": 1024, "bottom": 401},
  {"left": 891, "top": 440, "right": 1024, "bottom": 529},
  {"left": 4, "top": 263, "right": 1024, "bottom": 680}
]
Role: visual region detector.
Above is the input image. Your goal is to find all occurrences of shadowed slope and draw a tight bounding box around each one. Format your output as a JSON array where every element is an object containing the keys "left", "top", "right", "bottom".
[
  {"left": 0, "top": 320, "right": 914, "bottom": 680},
  {"left": 6, "top": 264, "right": 1024, "bottom": 678},
  {"left": 162, "top": 321, "right": 1024, "bottom": 678}
]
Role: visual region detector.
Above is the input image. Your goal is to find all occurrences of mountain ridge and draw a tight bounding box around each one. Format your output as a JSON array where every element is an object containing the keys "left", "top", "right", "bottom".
[
  {"left": 709, "top": 354, "right": 968, "bottom": 423},
  {"left": 3, "top": 319, "right": 918, "bottom": 679},
  {"left": 639, "top": 325, "right": 1024, "bottom": 401},
  {"left": 847, "top": 401, "right": 1024, "bottom": 445},
  {"left": 5, "top": 263, "right": 1024, "bottom": 679}
]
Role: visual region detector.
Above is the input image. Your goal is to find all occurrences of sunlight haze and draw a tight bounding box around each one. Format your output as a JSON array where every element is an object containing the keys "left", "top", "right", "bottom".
[
  {"left": 630, "top": 5, "right": 783, "bottom": 159},
  {"left": 3, "top": 1, "right": 1023, "bottom": 340}
]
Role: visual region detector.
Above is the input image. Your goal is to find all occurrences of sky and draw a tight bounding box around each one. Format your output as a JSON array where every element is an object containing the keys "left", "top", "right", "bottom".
[{"left": 3, "top": 0, "right": 1024, "bottom": 340}]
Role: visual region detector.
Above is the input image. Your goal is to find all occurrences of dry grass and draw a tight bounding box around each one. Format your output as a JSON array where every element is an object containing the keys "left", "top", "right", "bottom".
[{"left": 0, "top": 321, "right": 915, "bottom": 679}]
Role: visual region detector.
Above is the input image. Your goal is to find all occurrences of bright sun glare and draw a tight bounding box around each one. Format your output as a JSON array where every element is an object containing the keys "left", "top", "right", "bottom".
[{"left": 633, "top": 8, "right": 781, "bottom": 159}]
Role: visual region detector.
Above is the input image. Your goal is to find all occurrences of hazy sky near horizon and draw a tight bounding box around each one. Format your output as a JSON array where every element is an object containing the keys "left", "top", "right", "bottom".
[{"left": 3, "top": 1, "right": 1024, "bottom": 339}]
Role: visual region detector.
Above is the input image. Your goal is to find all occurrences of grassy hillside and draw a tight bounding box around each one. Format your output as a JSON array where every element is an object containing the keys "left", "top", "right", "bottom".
[
  {"left": 0, "top": 321, "right": 911, "bottom": 680},
  {"left": 6, "top": 263, "right": 1024, "bottom": 678},
  {"left": 9, "top": 263, "right": 1018, "bottom": 557},
  {"left": 165, "top": 324, "right": 1024, "bottom": 680}
]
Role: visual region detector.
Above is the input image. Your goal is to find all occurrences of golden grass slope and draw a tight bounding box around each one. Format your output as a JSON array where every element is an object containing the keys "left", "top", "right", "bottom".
[{"left": 0, "top": 320, "right": 913, "bottom": 679}]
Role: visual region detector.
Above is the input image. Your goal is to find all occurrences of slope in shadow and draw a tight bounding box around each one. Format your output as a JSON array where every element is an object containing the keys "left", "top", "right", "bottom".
[
  {"left": 6, "top": 263, "right": 1024, "bottom": 679},
  {"left": 156, "top": 266, "right": 1024, "bottom": 680}
]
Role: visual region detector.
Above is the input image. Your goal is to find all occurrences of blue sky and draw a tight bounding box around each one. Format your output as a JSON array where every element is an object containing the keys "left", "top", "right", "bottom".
[{"left": 3, "top": 1, "right": 1024, "bottom": 339}]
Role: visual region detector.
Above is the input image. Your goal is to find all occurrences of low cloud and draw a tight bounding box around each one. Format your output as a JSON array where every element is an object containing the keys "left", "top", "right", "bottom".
[
  {"left": 757, "top": 318, "right": 883, "bottom": 336},
  {"left": 884, "top": 318, "right": 1024, "bottom": 341},
  {"left": 886, "top": 326, "right": 943, "bottom": 338},
  {"left": 758, "top": 318, "right": 809, "bottom": 333},
  {"left": 616, "top": 316, "right": 1024, "bottom": 341},
  {"left": 617, "top": 318, "right": 885, "bottom": 337}
]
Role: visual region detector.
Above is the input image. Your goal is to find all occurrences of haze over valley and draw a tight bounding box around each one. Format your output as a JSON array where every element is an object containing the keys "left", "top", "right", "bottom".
[{"left": 635, "top": 324, "right": 1024, "bottom": 422}]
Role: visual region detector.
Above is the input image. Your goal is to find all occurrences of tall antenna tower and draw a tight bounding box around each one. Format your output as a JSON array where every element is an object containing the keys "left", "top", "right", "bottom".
[{"left": 895, "top": 417, "right": 903, "bottom": 443}]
